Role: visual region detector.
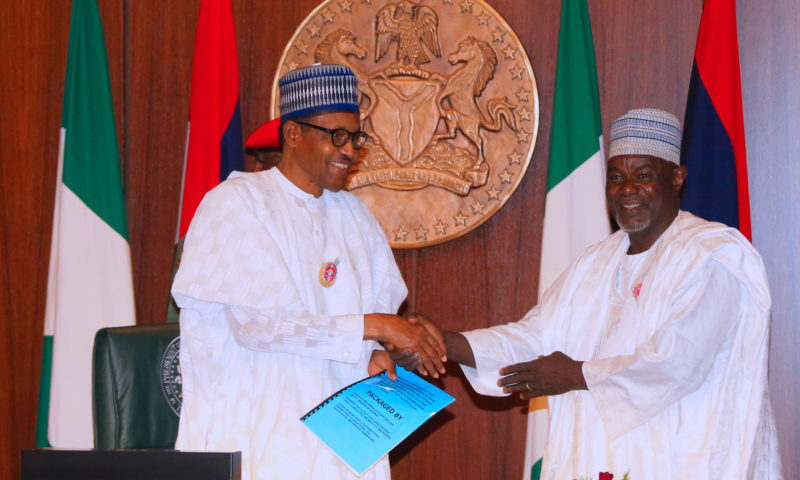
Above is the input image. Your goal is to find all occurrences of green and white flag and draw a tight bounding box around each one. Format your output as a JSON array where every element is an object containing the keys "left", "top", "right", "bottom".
[
  {"left": 36, "top": 0, "right": 136, "bottom": 448},
  {"left": 524, "top": 1, "right": 610, "bottom": 478}
]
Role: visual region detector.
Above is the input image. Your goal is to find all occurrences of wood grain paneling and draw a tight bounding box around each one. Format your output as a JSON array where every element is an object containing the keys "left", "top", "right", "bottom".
[
  {"left": 2, "top": 1, "right": 798, "bottom": 478},
  {"left": 0, "top": 2, "right": 71, "bottom": 478},
  {"left": 590, "top": 1, "right": 702, "bottom": 149},
  {"left": 124, "top": 1, "right": 197, "bottom": 325}
]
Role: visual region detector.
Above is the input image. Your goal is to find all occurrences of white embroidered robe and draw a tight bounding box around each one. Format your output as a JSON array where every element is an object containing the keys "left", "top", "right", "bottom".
[
  {"left": 462, "top": 211, "right": 782, "bottom": 479},
  {"left": 172, "top": 168, "right": 407, "bottom": 480}
]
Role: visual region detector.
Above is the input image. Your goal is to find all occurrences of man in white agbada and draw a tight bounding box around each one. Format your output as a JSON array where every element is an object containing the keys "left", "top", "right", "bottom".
[
  {"left": 385, "top": 108, "right": 783, "bottom": 479},
  {"left": 172, "top": 64, "right": 446, "bottom": 480}
]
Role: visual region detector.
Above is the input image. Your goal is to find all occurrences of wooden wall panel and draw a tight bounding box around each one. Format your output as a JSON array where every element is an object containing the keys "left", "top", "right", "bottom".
[
  {"left": 236, "top": 3, "right": 319, "bottom": 139},
  {"left": 2, "top": 0, "right": 799, "bottom": 479},
  {"left": 124, "top": 1, "right": 197, "bottom": 325},
  {"left": 0, "top": 2, "right": 71, "bottom": 478},
  {"left": 590, "top": 1, "right": 702, "bottom": 148}
]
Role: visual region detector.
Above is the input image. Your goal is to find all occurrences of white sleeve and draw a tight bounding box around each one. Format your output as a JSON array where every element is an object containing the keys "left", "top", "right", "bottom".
[
  {"left": 457, "top": 267, "right": 574, "bottom": 397},
  {"left": 225, "top": 306, "right": 365, "bottom": 362},
  {"left": 459, "top": 305, "right": 552, "bottom": 397},
  {"left": 582, "top": 259, "right": 742, "bottom": 438}
]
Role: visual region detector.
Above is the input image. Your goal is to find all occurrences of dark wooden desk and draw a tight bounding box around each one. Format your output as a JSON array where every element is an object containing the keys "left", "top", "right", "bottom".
[{"left": 21, "top": 449, "right": 241, "bottom": 480}]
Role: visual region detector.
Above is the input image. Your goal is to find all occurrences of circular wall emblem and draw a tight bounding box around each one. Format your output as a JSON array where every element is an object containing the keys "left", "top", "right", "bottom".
[
  {"left": 160, "top": 336, "right": 182, "bottom": 416},
  {"left": 273, "top": 0, "right": 539, "bottom": 248}
]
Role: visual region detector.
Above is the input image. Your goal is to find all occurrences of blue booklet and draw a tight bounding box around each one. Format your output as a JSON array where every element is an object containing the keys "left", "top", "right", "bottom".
[{"left": 300, "top": 368, "right": 455, "bottom": 476}]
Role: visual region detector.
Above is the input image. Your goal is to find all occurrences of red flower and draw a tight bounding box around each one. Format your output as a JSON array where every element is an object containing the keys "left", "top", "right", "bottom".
[{"left": 599, "top": 473, "right": 613, "bottom": 480}]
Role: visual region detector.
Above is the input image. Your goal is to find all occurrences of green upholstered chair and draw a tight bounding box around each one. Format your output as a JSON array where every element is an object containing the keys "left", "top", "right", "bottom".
[{"left": 92, "top": 323, "right": 182, "bottom": 449}]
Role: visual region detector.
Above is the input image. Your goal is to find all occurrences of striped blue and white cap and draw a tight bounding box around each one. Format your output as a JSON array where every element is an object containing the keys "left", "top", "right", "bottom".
[
  {"left": 278, "top": 64, "right": 359, "bottom": 121},
  {"left": 608, "top": 108, "right": 682, "bottom": 165}
]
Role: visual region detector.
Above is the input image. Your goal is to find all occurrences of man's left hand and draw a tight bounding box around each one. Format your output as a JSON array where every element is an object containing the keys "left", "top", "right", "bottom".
[
  {"left": 497, "top": 351, "right": 587, "bottom": 399},
  {"left": 369, "top": 350, "right": 397, "bottom": 379}
]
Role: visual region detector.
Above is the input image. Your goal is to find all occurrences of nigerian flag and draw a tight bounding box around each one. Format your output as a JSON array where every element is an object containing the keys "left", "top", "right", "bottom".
[
  {"left": 36, "top": 0, "right": 136, "bottom": 448},
  {"left": 524, "top": 1, "right": 610, "bottom": 478}
]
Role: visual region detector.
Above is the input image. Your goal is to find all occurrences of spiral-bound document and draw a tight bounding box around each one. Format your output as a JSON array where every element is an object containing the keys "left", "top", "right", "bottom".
[{"left": 300, "top": 368, "right": 455, "bottom": 476}]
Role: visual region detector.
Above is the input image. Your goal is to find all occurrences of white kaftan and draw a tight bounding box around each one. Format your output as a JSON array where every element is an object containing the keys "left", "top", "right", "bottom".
[
  {"left": 172, "top": 168, "right": 407, "bottom": 480},
  {"left": 461, "top": 211, "right": 782, "bottom": 479}
]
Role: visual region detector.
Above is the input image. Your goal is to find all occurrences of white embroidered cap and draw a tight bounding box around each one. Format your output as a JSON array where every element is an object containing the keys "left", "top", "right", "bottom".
[{"left": 608, "top": 108, "right": 682, "bottom": 165}]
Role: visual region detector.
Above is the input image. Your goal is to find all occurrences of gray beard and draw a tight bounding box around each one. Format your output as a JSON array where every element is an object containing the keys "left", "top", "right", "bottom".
[{"left": 615, "top": 215, "right": 650, "bottom": 233}]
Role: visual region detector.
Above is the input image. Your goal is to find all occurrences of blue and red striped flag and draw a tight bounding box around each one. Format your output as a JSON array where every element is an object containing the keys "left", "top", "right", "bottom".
[
  {"left": 178, "top": 0, "right": 243, "bottom": 240},
  {"left": 168, "top": 0, "right": 243, "bottom": 322},
  {"left": 680, "top": 0, "right": 750, "bottom": 240}
]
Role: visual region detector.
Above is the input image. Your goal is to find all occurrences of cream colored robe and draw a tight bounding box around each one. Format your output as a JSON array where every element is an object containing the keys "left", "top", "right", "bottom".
[
  {"left": 172, "top": 168, "right": 407, "bottom": 480},
  {"left": 462, "top": 211, "right": 782, "bottom": 479}
]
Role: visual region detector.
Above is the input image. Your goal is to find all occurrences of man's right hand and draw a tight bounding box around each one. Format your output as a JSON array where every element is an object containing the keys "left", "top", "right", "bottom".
[
  {"left": 389, "top": 321, "right": 476, "bottom": 371},
  {"left": 364, "top": 313, "right": 447, "bottom": 378},
  {"left": 385, "top": 315, "right": 442, "bottom": 374}
]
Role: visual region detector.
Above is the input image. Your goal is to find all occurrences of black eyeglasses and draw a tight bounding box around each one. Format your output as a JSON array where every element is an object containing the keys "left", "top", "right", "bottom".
[{"left": 294, "top": 121, "right": 370, "bottom": 149}]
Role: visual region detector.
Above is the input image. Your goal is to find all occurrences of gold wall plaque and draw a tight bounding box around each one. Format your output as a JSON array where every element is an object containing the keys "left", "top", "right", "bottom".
[{"left": 272, "top": 0, "right": 539, "bottom": 248}]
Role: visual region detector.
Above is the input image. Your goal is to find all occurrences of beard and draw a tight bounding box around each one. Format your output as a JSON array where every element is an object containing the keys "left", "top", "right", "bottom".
[
  {"left": 610, "top": 204, "right": 653, "bottom": 233},
  {"left": 616, "top": 216, "right": 651, "bottom": 233}
]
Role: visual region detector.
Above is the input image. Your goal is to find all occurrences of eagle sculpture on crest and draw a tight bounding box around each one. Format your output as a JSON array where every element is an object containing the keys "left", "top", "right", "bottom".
[{"left": 375, "top": 1, "right": 441, "bottom": 68}]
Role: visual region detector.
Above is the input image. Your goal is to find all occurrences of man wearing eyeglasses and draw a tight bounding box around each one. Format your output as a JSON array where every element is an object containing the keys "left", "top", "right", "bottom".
[{"left": 171, "top": 64, "right": 445, "bottom": 480}]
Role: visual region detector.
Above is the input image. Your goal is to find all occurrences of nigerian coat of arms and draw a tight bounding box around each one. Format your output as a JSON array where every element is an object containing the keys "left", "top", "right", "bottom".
[{"left": 272, "top": 0, "right": 539, "bottom": 248}]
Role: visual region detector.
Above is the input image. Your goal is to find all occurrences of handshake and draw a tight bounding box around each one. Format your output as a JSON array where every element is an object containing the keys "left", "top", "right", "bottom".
[
  {"left": 363, "top": 313, "right": 447, "bottom": 379},
  {"left": 364, "top": 312, "right": 587, "bottom": 398}
]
